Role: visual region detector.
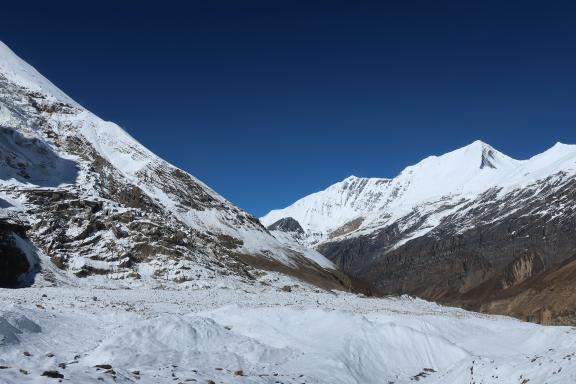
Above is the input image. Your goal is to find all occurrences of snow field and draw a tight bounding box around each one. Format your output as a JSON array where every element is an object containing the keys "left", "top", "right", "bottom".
[{"left": 1, "top": 283, "right": 576, "bottom": 383}]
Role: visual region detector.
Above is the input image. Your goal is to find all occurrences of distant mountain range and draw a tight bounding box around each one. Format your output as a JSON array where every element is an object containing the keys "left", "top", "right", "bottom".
[{"left": 263, "top": 139, "right": 576, "bottom": 324}]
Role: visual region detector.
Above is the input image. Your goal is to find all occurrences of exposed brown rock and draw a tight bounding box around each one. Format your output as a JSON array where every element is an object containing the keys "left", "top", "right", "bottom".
[
  {"left": 328, "top": 217, "right": 364, "bottom": 239},
  {"left": 317, "top": 177, "right": 576, "bottom": 324}
]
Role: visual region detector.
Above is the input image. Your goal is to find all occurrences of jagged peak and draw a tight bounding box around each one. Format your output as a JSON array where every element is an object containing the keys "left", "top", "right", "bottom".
[
  {"left": 451, "top": 140, "right": 501, "bottom": 161},
  {"left": 455, "top": 140, "right": 502, "bottom": 169},
  {"left": 267, "top": 217, "right": 304, "bottom": 234},
  {"left": 403, "top": 140, "right": 518, "bottom": 177}
]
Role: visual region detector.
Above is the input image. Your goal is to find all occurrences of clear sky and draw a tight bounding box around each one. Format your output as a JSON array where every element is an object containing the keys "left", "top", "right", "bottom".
[{"left": 2, "top": 1, "right": 575, "bottom": 216}]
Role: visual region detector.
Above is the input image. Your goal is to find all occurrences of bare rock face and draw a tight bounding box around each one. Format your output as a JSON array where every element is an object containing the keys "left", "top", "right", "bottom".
[
  {"left": 328, "top": 217, "right": 364, "bottom": 240},
  {"left": 501, "top": 251, "right": 545, "bottom": 290},
  {"left": 0, "top": 219, "right": 31, "bottom": 287},
  {"left": 267, "top": 217, "right": 304, "bottom": 234}
]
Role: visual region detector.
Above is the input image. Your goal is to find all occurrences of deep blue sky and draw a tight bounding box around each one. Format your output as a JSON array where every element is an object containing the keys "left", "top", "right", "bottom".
[{"left": 2, "top": 1, "right": 576, "bottom": 216}]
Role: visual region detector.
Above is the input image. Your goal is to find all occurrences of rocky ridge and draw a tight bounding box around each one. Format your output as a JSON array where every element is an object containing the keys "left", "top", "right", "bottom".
[{"left": 0, "top": 41, "right": 350, "bottom": 291}]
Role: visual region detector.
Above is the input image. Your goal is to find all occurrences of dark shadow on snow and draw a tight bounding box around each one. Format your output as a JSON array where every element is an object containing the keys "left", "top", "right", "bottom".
[
  {"left": 0, "top": 127, "right": 78, "bottom": 187},
  {"left": 0, "top": 197, "right": 13, "bottom": 208}
]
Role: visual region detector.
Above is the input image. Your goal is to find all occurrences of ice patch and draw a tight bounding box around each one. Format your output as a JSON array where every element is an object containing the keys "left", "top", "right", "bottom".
[{"left": 0, "top": 311, "right": 41, "bottom": 346}]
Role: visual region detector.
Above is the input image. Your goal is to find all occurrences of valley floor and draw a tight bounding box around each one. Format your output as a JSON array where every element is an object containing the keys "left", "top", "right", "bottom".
[{"left": 1, "top": 275, "right": 575, "bottom": 384}]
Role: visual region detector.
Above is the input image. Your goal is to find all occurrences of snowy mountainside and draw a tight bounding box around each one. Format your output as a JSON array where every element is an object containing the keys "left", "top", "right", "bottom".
[
  {"left": 262, "top": 140, "right": 576, "bottom": 246},
  {"left": 0, "top": 41, "right": 343, "bottom": 289},
  {"left": 263, "top": 140, "right": 576, "bottom": 323}
]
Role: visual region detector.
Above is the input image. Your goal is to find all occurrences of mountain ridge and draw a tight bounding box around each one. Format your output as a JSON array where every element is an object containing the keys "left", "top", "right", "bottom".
[
  {"left": 263, "top": 138, "right": 576, "bottom": 323},
  {"left": 0, "top": 40, "right": 350, "bottom": 291},
  {"left": 262, "top": 139, "right": 576, "bottom": 246}
]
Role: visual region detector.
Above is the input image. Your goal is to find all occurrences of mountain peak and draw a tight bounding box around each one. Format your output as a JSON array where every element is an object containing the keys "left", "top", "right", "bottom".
[
  {"left": 0, "top": 40, "right": 76, "bottom": 105},
  {"left": 467, "top": 139, "right": 492, "bottom": 149},
  {"left": 410, "top": 140, "right": 516, "bottom": 176},
  {"left": 435, "top": 140, "right": 517, "bottom": 171},
  {"left": 457, "top": 139, "right": 494, "bottom": 154},
  {"left": 457, "top": 140, "right": 502, "bottom": 169}
]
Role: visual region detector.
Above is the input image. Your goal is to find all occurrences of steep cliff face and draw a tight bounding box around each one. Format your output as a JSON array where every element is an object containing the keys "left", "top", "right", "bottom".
[
  {"left": 264, "top": 141, "right": 576, "bottom": 323},
  {"left": 501, "top": 252, "right": 545, "bottom": 290},
  {"left": 475, "top": 256, "right": 576, "bottom": 325},
  {"left": 0, "top": 218, "right": 34, "bottom": 287},
  {"left": 0, "top": 41, "right": 348, "bottom": 290}
]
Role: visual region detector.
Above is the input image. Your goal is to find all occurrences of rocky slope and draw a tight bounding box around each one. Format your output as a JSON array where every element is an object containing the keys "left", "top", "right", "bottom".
[
  {"left": 0, "top": 41, "right": 352, "bottom": 291},
  {"left": 263, "top": 141, "right": 576, "bottom": 323}
]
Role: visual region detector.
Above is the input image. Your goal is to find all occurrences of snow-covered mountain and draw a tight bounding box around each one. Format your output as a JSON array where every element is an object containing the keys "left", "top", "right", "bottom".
[
  {"left": 3, "top": 41, "right": 576, "bottom": 384},
  {"left": 0, "top": 41, "right": 346, "bottom": 290},
  {"left": 263, "top": 140, "right": 576, "bottom": 324},
  {"left": 262, "top": 140, "right": 576, "bottom": 246}
]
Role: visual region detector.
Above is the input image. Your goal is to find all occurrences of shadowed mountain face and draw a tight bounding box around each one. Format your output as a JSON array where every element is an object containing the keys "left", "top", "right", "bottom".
[
  {"left": 268, "top": 217, "right": 304, "bottom": 234},
  {"left": 0, "top": 227, "right": 29, "bottom": 287},
  {"left": 0, "top": 127, "right": 78, "bottom": 187},
  {"left": 265, "top": 143, "right": 576, "bottom": 324},
  {"left": 0, "top": 197, "right": 12, "bottom": 208},
  {"left": 0, "top": 218, "right": 39, "bottom": 288}
]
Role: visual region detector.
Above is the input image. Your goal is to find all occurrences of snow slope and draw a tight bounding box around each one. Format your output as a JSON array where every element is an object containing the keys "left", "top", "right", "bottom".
[
  {"left": 1, "top": 281, "right": 575, "bottom": 384},
  {"left": 0, "top": 42, "right": 76, "bottom": 106},
  {"left": 262, "top": 140, "right": 576, "bottom": 246}
]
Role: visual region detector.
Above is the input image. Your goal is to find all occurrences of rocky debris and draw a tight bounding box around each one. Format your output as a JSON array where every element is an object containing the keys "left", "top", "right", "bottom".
[
  {"left": 4, "top": 184, "right": 238, "bottom": 282},
  {"left": 41, "top": 370, "right": 64, "bottom": 379},
  {"left": 94, "top": 364, "right": 113, "bottom": 370}
]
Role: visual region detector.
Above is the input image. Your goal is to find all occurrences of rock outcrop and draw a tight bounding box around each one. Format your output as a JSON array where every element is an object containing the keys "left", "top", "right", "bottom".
[{"left": 0, "top": 218, "right": 33, "bottom": 287}]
